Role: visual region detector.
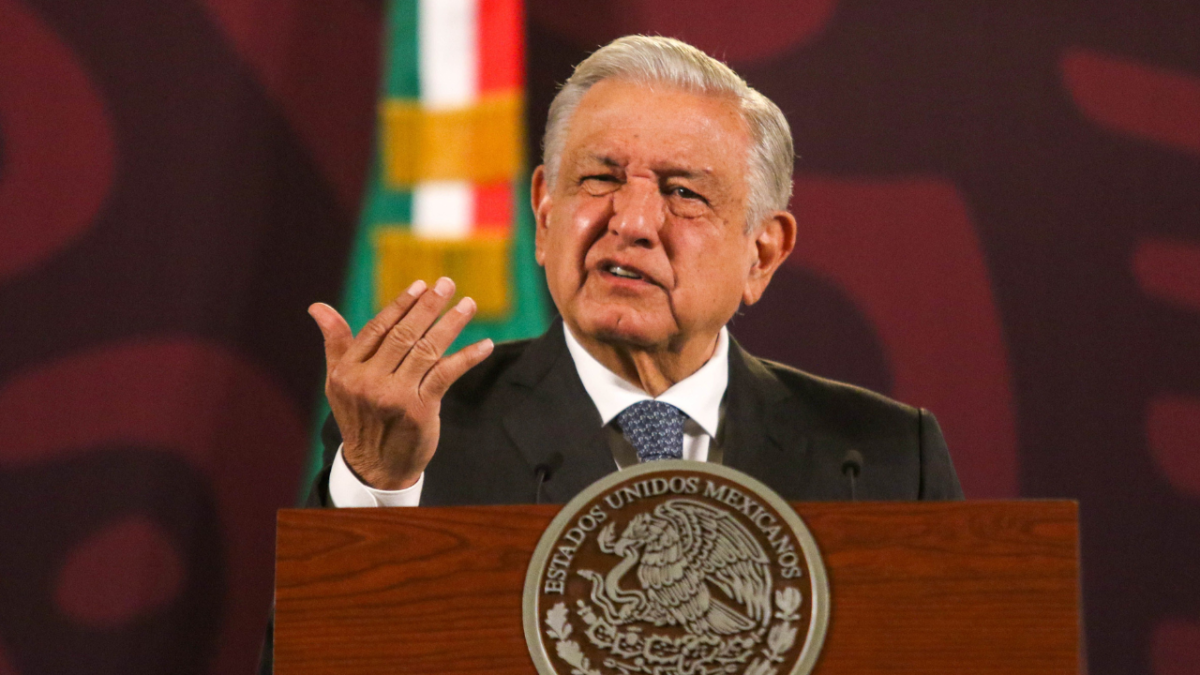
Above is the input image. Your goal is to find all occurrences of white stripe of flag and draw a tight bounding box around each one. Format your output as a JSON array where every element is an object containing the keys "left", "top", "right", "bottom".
[
  {"left": 413, "top": 181, "right": 473, "bottom": 239},
  {"left": 419, "top": 0, "right": 478, "bottom": 110},
  {"left": 415, "top": 0, "right": 478, "bottom": 239}
]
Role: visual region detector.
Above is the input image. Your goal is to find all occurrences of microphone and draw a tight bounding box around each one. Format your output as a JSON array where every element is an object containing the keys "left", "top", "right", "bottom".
[
  {"left": 534, "top": 452, "right": 564, "bottom": 505},
  {"left": 841, "top": 449, "right": 863, "bottom": 501}
]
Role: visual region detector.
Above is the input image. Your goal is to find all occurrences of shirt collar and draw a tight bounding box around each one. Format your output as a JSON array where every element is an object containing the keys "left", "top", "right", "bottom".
[{"left": 562, "top": 322, "right": 729, "bottom": 438}]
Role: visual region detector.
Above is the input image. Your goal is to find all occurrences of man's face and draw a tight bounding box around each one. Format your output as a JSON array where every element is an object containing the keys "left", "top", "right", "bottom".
[{"left": 533, "top": 79, "right": 779, "bottom": 354}]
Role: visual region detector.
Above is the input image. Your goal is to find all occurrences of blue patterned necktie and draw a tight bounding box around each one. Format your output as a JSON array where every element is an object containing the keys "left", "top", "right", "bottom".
[{"left": 616, "top": 400, "right": 687, "bottom": 462}]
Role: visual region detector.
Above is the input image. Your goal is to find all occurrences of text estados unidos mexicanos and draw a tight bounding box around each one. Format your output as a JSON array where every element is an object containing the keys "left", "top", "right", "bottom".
[{"left": 544, "top": 477, "right": 805, "bottom": 594}]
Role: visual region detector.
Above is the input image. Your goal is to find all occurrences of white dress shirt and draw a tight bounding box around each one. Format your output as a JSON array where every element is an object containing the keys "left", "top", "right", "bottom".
[{"left": 328, "top": 323, "right": 731, "bottom": 507}]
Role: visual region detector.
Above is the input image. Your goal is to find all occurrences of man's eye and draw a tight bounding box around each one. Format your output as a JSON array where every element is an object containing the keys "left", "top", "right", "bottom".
[
  {"left": 581, "top": 175, "right": 620, "bottom": 194},
  {"left": 668, "top": 186, "right": 706, "bottom": 202}
]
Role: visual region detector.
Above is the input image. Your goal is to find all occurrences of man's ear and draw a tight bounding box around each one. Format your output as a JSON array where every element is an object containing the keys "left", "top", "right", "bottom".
[
  {"left": 532, "top": 165, "right": 552, "bottom": 267},
  {"left": 742, "top": 210, "right": 797, "bottom": 305}
]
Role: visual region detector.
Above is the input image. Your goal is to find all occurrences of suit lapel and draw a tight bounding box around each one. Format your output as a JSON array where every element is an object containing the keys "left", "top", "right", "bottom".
[
  {"left": 721, "top": 339, "right": 812, "bottom": 495},
  {"left": 501, "top": 320, "right": 615, "bottom": 503}
]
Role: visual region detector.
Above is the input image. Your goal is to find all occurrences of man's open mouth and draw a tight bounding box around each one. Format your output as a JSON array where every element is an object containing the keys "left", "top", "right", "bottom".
[{"left": 604, "top": 264, "right": 644, "bottom": 281}]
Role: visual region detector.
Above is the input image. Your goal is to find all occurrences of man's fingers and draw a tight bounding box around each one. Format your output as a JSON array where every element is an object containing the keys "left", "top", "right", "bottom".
[
  {"left": 393, "top": 293, "right": 477, "bottom": 381},
  {"left": 343, "top": 279, "right": 427, "bottom": 363},
  {"left": 308, "top": 303, "right": 353, "bottom": 367},
  {"left": 371, "top": 277, "right": 458, "bottom": 372},
  {"left": 420, "top": 338, "right": 495, "bottom": 400}
]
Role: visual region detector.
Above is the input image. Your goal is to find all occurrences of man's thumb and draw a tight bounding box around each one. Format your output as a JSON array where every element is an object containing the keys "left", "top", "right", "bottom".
[{"left": 308, "top": 303, "right": 352, "bottom": 364}]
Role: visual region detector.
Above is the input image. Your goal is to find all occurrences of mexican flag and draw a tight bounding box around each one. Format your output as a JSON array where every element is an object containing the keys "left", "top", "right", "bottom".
[{"left": 307, "top": 0, "right": 548, "bottom": 484}]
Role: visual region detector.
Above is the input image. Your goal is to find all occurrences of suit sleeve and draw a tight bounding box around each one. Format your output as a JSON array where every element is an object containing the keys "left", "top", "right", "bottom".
[
  {"left": 302, "top": 413, "right": 343, "bottom": 508},
  {"left": 917, "top": 409, "right": 964, "bottom": 500}
]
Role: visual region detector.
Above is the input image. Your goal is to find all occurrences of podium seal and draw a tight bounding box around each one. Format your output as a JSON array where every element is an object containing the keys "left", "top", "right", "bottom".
[{"left": 524, "top": 461, "right": 829, "bottom": 675}]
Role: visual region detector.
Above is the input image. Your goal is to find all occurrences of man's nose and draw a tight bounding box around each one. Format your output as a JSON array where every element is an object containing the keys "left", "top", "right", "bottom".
[{"left": 608, "top": 180, "right": 664, "bottom": 246}]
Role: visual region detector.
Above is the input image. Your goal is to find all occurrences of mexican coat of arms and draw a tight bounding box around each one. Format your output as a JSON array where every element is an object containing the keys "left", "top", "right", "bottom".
[{"left": 524, "top": 461, "right": 829, "bottom": 675}]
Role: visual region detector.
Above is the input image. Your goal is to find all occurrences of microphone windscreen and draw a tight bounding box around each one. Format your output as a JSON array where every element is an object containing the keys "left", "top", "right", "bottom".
[
  {"left": 841, "top": 449, "right": 864, "bottom": 476},
  {"left": 534, "top": 451, "right": 565, "bottom": 480}
]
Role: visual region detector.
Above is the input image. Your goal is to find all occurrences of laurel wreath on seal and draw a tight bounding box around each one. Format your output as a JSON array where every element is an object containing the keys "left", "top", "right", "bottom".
[
  {"left": 546, "top": 602, "right": 602, "bottom": 675},
  {"left": 544, "top": 586, "right": 803, "bottom": 675},
  {"left": 744, "top": 587, "right": 803, "bottom": 675}
]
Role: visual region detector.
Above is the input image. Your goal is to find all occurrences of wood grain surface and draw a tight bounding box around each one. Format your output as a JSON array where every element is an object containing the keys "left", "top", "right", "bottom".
[{"left": 274, "top": 501, "right": 1078, "bottom": 674}]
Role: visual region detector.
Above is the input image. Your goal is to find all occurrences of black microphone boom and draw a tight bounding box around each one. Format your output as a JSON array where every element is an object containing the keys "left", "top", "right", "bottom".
[
  {"left": 533, "top": 451, "right": 564, "bottom": 504},
  {"left": 841, "top": 449, "right": 864, "bottom": 501}
]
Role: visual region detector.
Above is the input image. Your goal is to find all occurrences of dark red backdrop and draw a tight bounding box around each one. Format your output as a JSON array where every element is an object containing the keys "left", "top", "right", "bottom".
[{"left": 1, "top": 1, "right": 1197, "bottom": 673}]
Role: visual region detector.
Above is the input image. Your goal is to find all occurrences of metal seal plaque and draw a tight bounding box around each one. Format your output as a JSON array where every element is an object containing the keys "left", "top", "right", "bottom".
[{"left": 524, "top": 461, "right": 829, "bottom": 675}]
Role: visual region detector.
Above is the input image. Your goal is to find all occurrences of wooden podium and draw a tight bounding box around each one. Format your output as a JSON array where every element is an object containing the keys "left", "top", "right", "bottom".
[{"left": 274, "top": 501, "right": 1079, "bottom": 674}]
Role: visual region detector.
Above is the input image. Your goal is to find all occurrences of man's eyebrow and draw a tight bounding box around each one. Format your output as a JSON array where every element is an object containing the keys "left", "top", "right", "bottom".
[
  {"left": 582, "top": 154, "right": 713, "bottom": 180},
  {"left": 657, "top": 167, "right": 710, "bottom": 180},
  {"left": 584, "top": 154, "right": 622, "bottom": 168}
]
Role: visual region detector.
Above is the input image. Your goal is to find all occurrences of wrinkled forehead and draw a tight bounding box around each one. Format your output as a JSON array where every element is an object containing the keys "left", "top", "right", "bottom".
[{"left": 561, "top": 79, "right": 753, "bottom": 178}]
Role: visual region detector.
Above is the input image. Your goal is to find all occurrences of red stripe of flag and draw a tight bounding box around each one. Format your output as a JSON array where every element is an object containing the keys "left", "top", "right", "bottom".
[
  {"left": 477, "top": 0, "right": 523, "bottom": 93},
  {"left": 473, "top": 182, "right": 514, "bottom": 234}
]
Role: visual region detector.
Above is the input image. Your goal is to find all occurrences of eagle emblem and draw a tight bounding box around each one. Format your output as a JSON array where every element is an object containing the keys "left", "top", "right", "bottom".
[
  {"left": 524, "top": 462, "right": 828, "bottom": 675},
  {"left": 580, "top": 499, "right": 772, "bottom": 637}
]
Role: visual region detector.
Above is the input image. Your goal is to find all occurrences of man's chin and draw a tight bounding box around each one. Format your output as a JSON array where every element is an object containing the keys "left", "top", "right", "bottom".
[
  {"left": 574, "top": 314, "right": 672, "bottom": 351},
  {"left": 591, "top": 327, "right": 660, "bottom": 350}
]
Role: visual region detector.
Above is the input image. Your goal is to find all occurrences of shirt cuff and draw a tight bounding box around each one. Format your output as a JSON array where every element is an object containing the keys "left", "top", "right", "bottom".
[{"left": 328, "top": 444, "right": 424, "bottom": 507}]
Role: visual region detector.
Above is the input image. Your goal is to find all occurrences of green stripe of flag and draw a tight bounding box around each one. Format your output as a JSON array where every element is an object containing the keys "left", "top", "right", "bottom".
[{"left": 384, "top": 0, "right": 420, "bottom": 99}]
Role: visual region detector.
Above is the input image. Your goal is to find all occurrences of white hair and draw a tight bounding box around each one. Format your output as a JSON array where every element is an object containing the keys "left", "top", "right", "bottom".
[{"left": 542, "top": 35, "right": 795, "bottom": 228}]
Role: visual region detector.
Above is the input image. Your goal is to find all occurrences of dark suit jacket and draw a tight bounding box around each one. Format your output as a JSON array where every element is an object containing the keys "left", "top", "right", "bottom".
[{"left": 307, "top": 319, "right": 962, "bottom": 506}]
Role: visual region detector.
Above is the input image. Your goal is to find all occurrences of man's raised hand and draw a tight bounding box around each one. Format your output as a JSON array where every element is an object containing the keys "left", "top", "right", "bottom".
[{"left": 308, "top": 277, "right": 494, "bottom": 490}]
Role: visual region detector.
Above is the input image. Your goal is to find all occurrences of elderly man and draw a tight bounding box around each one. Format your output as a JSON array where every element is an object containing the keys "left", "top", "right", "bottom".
[{"left": 306, "top": 35, "right": 962, "bottom": 507}]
